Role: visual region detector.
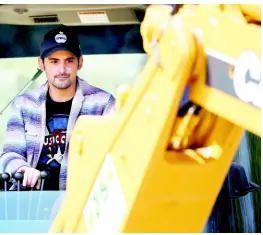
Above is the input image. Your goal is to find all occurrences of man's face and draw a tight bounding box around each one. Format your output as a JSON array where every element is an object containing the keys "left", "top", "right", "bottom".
[{"left": 38, "top": 50, "right": 83, "bottom": 90}]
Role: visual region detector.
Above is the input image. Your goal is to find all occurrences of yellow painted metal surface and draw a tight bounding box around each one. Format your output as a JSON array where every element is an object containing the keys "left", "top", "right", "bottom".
[{"left": 50, "top": 4, "right": 261, "bottom": 233}]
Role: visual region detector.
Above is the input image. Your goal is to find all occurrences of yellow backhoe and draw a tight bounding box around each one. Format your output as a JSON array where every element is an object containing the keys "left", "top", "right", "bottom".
[{"left": 49, "top": 4, "right": 261, "bottom": 233}]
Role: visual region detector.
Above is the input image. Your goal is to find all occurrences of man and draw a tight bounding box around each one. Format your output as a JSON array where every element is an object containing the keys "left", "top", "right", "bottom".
[{"left": 0, "top": 25, "right": 115, "bottom": 190}]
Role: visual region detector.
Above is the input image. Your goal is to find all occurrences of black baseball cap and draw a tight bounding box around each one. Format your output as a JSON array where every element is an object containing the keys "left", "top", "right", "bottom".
[{"left": 40, "top": 25, "right": 81, "bottom": 58}]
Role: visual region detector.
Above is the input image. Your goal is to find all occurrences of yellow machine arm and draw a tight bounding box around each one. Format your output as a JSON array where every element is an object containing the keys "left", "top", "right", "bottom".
[{"left": 50, "top": 4, "right": 261, "bottom": 233}]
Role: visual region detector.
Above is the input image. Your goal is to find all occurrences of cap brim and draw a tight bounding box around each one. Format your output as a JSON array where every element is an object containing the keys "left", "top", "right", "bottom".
[{"left": 41, "top": 46, "right": 79, "bottom": 58}]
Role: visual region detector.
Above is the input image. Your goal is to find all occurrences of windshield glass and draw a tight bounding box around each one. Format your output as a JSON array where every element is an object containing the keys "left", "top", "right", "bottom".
[{"left": 0, "top": 191, "right": 65, "bottom": 232}]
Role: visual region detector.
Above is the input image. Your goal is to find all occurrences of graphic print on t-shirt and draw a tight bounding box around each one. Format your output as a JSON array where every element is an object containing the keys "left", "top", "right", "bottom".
[
  {"left": 36, "top": 113, "right": 69, "bottom": 190},
  {"left": 42, "top": 114, "right": 68, "bottom": 165},
  {"left": 36, "top": 92, "right": 72, "bottom": 190}
]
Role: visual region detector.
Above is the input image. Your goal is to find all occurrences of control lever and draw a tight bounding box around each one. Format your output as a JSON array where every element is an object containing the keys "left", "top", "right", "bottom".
[
  {"left": 40, "top": 170, "right": 48, "bottom": 191},
  {"left": 13, "top": 172, "right": 23, "bottom": 192},
  {"left": 0, "top": 173, "right": 10, "bottom": 220},
  {"left": 36, "top": 170, "right": 49, "bottom": 220},
  {"left": 28, "top": 170, "right": 48, "bottom": 220},
  {"left": 13, "top": 172, "right": 24, "bottom": 220},
  {"left": 1, "top": 173, "right": 10, "bottom": 192}
]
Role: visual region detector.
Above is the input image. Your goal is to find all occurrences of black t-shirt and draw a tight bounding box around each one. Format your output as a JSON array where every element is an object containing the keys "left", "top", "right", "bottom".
[{"left": 36, "top": 92, "right": 73, "bottom": 190}]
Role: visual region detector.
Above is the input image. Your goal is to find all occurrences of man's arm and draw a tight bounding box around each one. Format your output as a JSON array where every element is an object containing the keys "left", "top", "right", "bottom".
[
  {"left": 102, "top": 95, "right": 116, "bottom": 115},
  {"left": 0, "top": 97, "right": 30, "bottom": 175}
]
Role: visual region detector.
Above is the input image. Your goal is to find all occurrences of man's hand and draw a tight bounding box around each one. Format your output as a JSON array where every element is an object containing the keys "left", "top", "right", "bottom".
[{"left": 16, "top": 166, "right": 41, "bottom": 189}]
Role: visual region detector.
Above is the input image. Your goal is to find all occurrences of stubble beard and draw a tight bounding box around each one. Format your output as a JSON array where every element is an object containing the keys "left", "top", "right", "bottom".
[{"left": 52, "top": 77, "right": 72, "bottom": 89}]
